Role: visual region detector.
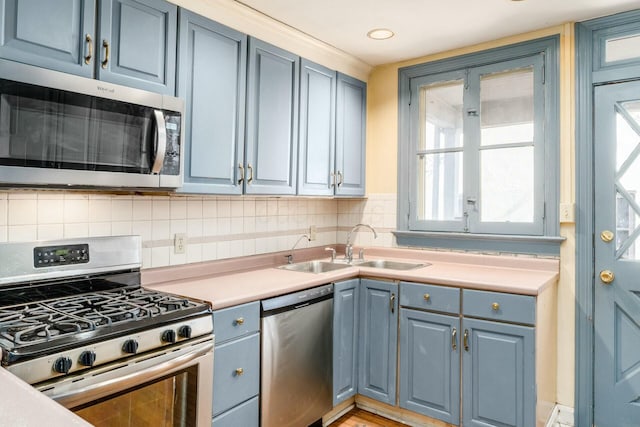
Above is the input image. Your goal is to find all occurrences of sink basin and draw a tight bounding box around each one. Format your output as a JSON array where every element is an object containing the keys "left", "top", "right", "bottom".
[
  {"left": 278, "top": 260, "right": 353, "bottom": 274},
  {"left": 357, "top": 259, "right": 429, "bottom": 270}
]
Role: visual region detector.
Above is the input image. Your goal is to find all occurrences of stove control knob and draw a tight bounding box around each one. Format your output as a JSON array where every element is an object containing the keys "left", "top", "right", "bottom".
[
  {"left": 122, "top": 339, "right": 139, "bottom": 354},
  {"left": 53, "top": 357, "right": 73, "bottom": 374},
  {"left": 78, "top": 350, "right": 97, "bottom": 367},
  {"left": 161, "top": 329, "right": 177, "bottom": 344},
  {"left": 178, "top": 325, "right": 192, "bottom": 339}
]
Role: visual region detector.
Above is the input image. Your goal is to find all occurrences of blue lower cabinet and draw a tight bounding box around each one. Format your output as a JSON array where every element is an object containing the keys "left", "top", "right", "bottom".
[
  {"left": 212, "top": 396, "right": 259, "bottom": 427},
  {"left": 462, "top": 317, "right": 535, "bottom": 427},
  {"left": 358, "top": 279, "right": 398, "bottom": 405},
  {"left": 333, "top": 279, "right": 360, "bottom": 405},
  {"left": 399, "top": 308, "right": 460, "bottom": 425}
]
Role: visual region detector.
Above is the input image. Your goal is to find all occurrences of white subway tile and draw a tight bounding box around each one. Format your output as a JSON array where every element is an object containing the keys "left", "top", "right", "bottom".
[
  {"left": 132, "top": 221, "right": 153, "bottom": 242},
  {"left": 0, "top": 199, "right": 6, "bottom": 226},
  {"left": 37, "top": 224, "right": 64, "bottom": 240},
  {"left": 89, "top": 222, "right": 112, "bottom": 237},
  {"left": 63, "top": 198, "right": 89, "bottom": 224},
  {"left": 202, "top": 242, "right": 217, "bottom": 261},
  {"left": 187, "top": 199, "right": 203, "bottom": 219},
  {"left": 0, "top": 226, "right": 7, "bottom": 242},
  {"left": 151, "top": 247, "right": 170, "bottom": 268},
  {"left": 141, "top": 248, "right": 152, "bottom": 269},
  {"left": 187, "top": 243, "right": 202, "bottom": 263},
  {"left": 231, "top": 217, "right": 243, "bottom": 234},
  {"left": 0, "top": 192, "right": 7, "bottom": 200},
  {"left": 243, "top": 199, "right": 256, "bottom": 217},
  {"left": 9, "top": 225, "right": 37, "bottom": 241},
  {"left": 64, "top": 223, "right": 89, "bottom": 238},
  {"left": 231, "top": 200, "right": 243, "bottom": 217},
  {"left": 8, "top": 191, "right": 37, "bottom": 200},
  {"left": 152, "top": 220, "right": 171, "bottom": 241},
  {"left": 170, "top": 199, "right": 187, "bottom": 219},
  {"left": 255, "top": 199, "right": 267, "bottom": 216},
  {"left": 217, "top": 218, "right": 231, "bottom": 235},
  {"left": 169, "top": 250, "right": 187, "bottom": 266},
  {"left": 132, "top": 199, "right": 152, "bottom": 221},
  {"left": 217, "top": 241, "right": 230, "bottom": 259},
  {"left": 112, "top": 199, "right": 133, "bottom": 221},
  {"left": 8, "top": 199, "right": 37, "bottom": 225},
  {"left": 152, "top": 200, "right": 170, "bottom": 220},
  {"left": 112, "top": 221, "right": 133, "bottom": 236},
  {"left": 217, "top": 199, "right": 231, "bottom": 218},
  {"left": 243, "top": 239, "right": 256, "bottom": 256},
  {"left": 203, "top": 200, "right": 217, "bottom": 218},
  {"left": 88, "top": 199, "right": 112, "bottom": 222},
  {"left": 243, "top": 217, "right": 256, "bottom": 234},
  {"left": 267, "top": 199, "right": 278, "bottom": 216},
  {"left": 203, "top": 218, "right": 217, "bottom": 236},
  {"left": 170, "top": 219, "right": 187, "bottom": 235},
  {"left": 229, "top": 240, "right": 243, "bottom": 258},
  {"left": 187, "top": 219, "right": 203, "bottom": 238}
]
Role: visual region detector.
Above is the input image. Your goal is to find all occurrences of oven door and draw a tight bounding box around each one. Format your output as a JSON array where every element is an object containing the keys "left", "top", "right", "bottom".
[{"left": 38, "top": 337, "right": 213, "bottom": 427}]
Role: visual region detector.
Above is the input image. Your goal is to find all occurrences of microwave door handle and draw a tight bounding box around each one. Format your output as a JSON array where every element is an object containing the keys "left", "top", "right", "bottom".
[{"left": 150, "top": 109, "right": 167, "bottom": 174}]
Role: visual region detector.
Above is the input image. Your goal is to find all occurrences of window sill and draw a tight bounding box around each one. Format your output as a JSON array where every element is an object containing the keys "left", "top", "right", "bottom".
[{"left": 392, "top": 231, "right": 566, "bottom": 256}]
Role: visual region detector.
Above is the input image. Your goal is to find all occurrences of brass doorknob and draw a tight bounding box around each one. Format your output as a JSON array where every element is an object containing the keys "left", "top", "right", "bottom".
[
  {"left": 600, "top": 230, "right": 614, "bottom": 243},
  {"left": 600, "top": 270, "right": 615, "bottom": 284}
]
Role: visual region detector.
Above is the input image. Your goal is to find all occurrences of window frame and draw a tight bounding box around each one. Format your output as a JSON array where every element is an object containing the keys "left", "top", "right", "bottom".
[{"left": 397, "top": 36, "right": 561, "bottom": 254}]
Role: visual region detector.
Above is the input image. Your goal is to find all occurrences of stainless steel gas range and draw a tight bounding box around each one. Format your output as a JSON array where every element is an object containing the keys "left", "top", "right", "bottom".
[{"left": 0, "top": 236, "right": 213, "bottom": 427}]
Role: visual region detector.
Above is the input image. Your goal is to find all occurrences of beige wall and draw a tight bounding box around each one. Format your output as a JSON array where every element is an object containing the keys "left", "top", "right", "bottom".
[{"left": 365, "top": 25, "right": 577, "bottom": 407}]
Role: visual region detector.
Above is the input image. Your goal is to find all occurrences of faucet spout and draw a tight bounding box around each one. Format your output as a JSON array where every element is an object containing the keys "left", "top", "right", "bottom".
[
  {"left": 287, "top": 234, "right": 311, "bottom": 264},
  {"left": 345, "top": 224, "right": 377, "bottom": 263}
]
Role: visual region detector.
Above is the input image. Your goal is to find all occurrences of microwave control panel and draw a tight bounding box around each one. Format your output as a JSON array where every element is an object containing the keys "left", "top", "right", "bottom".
[{"left": 33, "top": 244, "right": 90, "bottom": 267}]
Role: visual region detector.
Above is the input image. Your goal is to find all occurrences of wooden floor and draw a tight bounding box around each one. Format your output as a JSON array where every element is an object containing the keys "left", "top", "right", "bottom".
[{"left": 329, "top": 408, "right": 407, "bottom": 427}]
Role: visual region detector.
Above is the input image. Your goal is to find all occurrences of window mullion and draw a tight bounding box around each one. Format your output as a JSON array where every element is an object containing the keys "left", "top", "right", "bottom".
[{"left": 463, "top": 68, "right": 481, "bottom": 233}]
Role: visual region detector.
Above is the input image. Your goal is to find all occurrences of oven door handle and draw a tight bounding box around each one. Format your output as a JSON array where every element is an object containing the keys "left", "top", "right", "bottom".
[
  {"left": 50, "top": 340, "right": 213, "bottom": 409},
  {"left": 150, "top": 109, "right": 167, "bottom": 174}
]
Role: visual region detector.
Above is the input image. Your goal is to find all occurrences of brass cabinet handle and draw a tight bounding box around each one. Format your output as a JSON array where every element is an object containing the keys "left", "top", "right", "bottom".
[
  {"left": 238, "top": 163, "right": 244, "bottom": 184},
  {"left": 600, "top": 230, "right": 614, "bottom": 243},
  {"left": 600, "top": 270, "right": 614, "bottom": 285},
  {"left": 101, "top": 39, "right": 110, "bottom": 69},
  {"left": 423, "top": 293, "right": 430, "bottom": 302},
  {"left": 84, "top": 34, "right": 93, "bottom": 65},
  {"left": 451, "top": 328, "right": 457, "bottom": 351},
  {"left": 463, "top": 329, "right": 469, "bottom": 352},
  {"left": 336, "top": 171, "right": 344, "bottom": 186},
  {"left": 235, "top": 317, "right": 244, "bottom": 325},
  {"left": 330, "top": 173, "right": 336, "bottom": 188},
  {"left": 235, "top": 368, "right": 244, "bottom": 376},
  {"left": 492, "top": 302, "right": 500, "bottom": 311},
  {"left": 247, "top": 164, "right": 254, "bottom": 184},
  {"left": 390, "top": 293, "right": 395, "bottom": 314}
]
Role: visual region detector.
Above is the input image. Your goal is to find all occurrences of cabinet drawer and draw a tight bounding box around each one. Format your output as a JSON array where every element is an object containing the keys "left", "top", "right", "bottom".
[
  {"left": 213, "top": 301, "right": 260, "bottom": 343},
  {"left": 463, "top": 289, "right": 535, "bottom": 325},
  {"left": 400, "top": 282, "right": 460, "bottom": 314},
  {"left": 212, "top": 396, "right": 259, "bottom": 427},
  {"left": 213, "top": 333, "right": 260, "bottom": 416}
]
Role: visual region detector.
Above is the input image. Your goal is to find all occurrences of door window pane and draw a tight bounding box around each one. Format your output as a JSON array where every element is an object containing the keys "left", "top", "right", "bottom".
[
  {"left": 480, "top": 67, "right": 534, "bottom": 147},
  {"left": 480, "top": 146, "right": 534, "bottom": 223},
  {"left": 417, "top": 152, "right": 463, "bottom": 221}
]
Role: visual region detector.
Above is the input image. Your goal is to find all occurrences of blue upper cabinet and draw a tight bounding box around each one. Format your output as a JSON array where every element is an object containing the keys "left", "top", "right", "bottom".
[
  {"left": 0, "top": 0, "right": 95, "bottom": 77},
  {"left": 298, "top": 59, "right": 337, "bottom": 196},
  {"left": 245, "top": 38, "right": 299, "bottom": 195},
  {"left": 98, "top": 0, "right": 177, "bottom": 95},
  {"left": 358, "top": 278, "right": 398, "bottom": 405},
  {"left": 177, "top": 10, "right": 247, "bottom": 194},
  {"left": 335, "top": 73, "right": 366, "bottom": 197},
  {"left": 0, "top": 0, "right": 177, "bottom": 94}
]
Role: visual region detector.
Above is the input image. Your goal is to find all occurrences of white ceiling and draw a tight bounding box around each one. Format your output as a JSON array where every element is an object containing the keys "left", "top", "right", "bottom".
[{"left": 234, "top": 0, "right": 640, "bottom": 66}]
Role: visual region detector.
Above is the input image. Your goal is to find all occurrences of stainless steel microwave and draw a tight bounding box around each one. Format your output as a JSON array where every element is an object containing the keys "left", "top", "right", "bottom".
[{"left": 0, "top": 59, "right": 183, "bottom": 189}]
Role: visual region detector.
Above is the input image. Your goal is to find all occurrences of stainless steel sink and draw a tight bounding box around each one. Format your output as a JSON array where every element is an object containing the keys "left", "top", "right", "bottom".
[
  {"left": 357, "top": 259, "right": 429, "bottom": 270},
  {"left": 278, "top": 260, "right": 353, "bottom": 274}
]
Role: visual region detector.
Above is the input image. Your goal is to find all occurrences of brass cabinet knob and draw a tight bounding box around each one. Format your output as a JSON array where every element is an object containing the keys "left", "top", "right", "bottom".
[
  {"left": 235, "top": 368, "right": 244, "bottom": 376},
  {"left": 600, "top": 270, "right": 615, "bottom": 284},
  {"left": 491, "top": 302, "right": 500, "bottom": 311},
  {"left": 423, "top": 293, "right": 431, "bottom": 301},
  {"left": 235, "top": 317, "right": 244, "bottom": 325},
  {"left": 600, "top": 230, "right": 614, "bottom": 243}
]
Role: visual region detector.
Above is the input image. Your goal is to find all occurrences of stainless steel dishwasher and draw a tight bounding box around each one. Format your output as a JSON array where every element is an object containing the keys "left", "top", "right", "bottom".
[{"left": 260, "top": 283, "right": 333, "bottom": 427}]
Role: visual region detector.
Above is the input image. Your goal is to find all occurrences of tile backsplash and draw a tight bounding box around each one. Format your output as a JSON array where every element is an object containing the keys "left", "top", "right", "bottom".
[{"left": 0, "top": 191, "right": 397, "bottom": 269}]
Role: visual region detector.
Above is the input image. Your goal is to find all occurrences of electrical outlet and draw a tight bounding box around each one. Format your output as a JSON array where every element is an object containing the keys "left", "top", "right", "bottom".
[
  {"left": 174, "top": 233, "right": 187, "bottom": 254},
  {"left": 309, "top": 225, "right": 317, "bottom": 241}
]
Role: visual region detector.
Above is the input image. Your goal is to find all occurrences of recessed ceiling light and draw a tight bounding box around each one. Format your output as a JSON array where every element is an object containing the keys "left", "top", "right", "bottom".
[{"left": 367, "top": 28, "right": 394, "bottom": 40}]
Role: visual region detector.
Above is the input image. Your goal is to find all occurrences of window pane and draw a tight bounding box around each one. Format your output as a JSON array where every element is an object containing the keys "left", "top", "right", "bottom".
[
  {"left": 480, "top": 67, "right": 534, "bottom": 146},
  {"left": 606, "top": 33, "right": 640, "bottom": 63},
  {"left": 419, "top": 80, "right": 464, "bottom": 150},
  {"left": 480, "top": 146, "right": 534, "bottom": 222},
  {"left": 417, "top": 152, "right": 463, "bottom": 221}
]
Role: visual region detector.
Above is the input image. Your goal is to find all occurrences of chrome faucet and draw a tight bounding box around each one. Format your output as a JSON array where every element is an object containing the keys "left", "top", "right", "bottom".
[
  {"left": 286, "top": 234, "right": 310, "bottom": 264},
  {"left": 345, "top": 224, "right": 377, "bottom": 263}
]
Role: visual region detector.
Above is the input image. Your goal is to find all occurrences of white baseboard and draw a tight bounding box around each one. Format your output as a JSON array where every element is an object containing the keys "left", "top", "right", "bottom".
[{"left": 545, "top": 404, "right": 575, "bottom": 427}]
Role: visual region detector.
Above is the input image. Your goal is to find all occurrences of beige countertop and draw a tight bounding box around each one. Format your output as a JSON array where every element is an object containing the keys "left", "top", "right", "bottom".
[
  {"left": 0, "top": 368, "right": 91, "bottom": 427},
  {"left": 143, "top": 247, "right": 559, "bottom": 310}
]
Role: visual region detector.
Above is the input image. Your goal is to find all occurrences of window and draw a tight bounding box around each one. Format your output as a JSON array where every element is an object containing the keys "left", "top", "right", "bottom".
[{"left": 398, "top": 38, "right": 560, "bottom": 253}]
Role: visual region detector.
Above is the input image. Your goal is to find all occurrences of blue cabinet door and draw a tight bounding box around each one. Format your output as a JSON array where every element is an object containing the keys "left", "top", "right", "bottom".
[
  {"left": 399, "top": 308, "right": 460, "bottom": 425},
  {"left": 333, "top": 278, "right": 360, "bottom": 405},
  {"left": 335, "top": 73, "right": 366, "bottom": 197},
  {"left": 211, "top": 396, "right": 259, "bottom": 427},
  {"left": 462, "top": 317, "right": 535, "bottom": 427},
  {"left": 298, "top": 58, "right": 336, "bottom": 196},
  {"left": 177, "top": 10, "right": 246, "bottom": 194},
  {"left": 98, "top": 0, "right": 177, "bottom": 94},
  {"left": 245, "top": 38, "right": 299, "bottom": 195},
  {"left": 358, "top": 278, "right": 398, "bottom": 405},
  {"left": 0, "top": 0, "right": 95, "bottom": 77}
]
